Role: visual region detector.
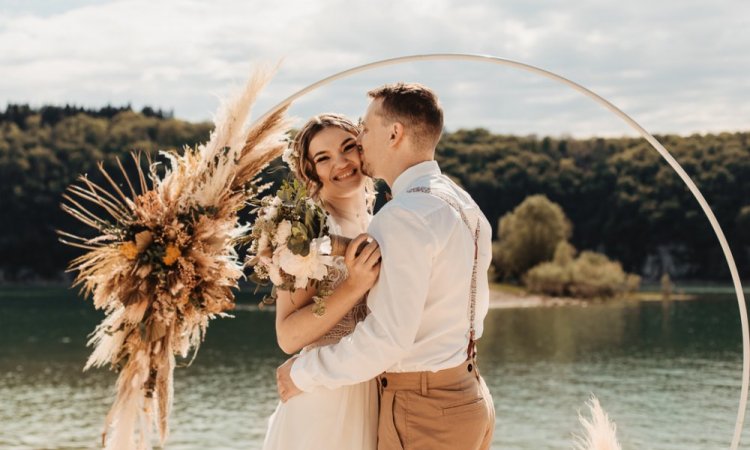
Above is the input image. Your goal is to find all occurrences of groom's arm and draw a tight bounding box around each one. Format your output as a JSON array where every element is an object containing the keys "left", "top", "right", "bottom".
[{"left": 288, "top": 205, "right": 436, "bottom": 391}]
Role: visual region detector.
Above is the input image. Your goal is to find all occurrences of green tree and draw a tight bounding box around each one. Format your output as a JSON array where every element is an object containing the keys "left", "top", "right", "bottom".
[{"left": 493, "top": 194, "right": 572, "bottom": 280}]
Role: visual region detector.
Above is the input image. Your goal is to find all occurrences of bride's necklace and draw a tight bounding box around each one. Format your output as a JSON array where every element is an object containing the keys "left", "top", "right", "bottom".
[
  {"left": 324, "top": 199, "right": 369, "bottom": 233},
  {"left": 332, "top": 211, "right": 369, "bottom": 236},
  {"left": 352, "top": 211, "right": 369, "bottom": 229}
]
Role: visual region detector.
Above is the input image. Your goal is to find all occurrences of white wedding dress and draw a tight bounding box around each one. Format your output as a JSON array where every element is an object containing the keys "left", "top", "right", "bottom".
[{"left": 261, "top": 218, "right": 378, "bottom": 450}]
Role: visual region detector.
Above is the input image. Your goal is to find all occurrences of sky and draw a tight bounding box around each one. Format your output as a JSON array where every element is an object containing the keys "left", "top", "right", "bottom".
[{"left": 0, "top": 0, "right": 748, "bottom": 137}]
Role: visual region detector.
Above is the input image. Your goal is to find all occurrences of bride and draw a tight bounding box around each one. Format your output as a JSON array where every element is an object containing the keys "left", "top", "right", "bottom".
[{"left": 262, "top": 113, "right": 380, "bottom": 450}]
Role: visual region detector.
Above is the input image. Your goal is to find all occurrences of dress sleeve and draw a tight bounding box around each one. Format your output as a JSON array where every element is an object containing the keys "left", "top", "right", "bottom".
[{"left": 290, "top": 204, "right": 436, "bottom": 391}]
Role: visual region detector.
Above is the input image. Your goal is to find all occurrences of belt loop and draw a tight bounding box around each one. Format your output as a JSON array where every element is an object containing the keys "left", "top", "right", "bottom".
[{"left": 420, "top": 372, "right": 428, "bottom": 396}]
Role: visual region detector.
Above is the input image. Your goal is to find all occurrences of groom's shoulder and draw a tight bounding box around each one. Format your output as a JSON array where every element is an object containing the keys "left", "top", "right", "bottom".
[
  {"left": 376, "top": 197, "right": 438, "bottom": 218},
  {"left": 369, "top": 199, "right": 441, "bottom": 245},
  {"left": 377, "top": 187, "right": 449, "bottom": 221}
]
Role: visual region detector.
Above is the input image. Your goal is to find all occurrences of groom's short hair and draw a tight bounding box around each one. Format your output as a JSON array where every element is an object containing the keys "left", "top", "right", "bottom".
[{"left": 367, "top": 82, "right": 443, "bottom": 149}]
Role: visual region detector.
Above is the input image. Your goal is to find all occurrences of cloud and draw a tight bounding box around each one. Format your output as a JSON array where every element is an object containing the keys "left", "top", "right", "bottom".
[{"left": 0, "top": 0, "right": 747, "bottom": 137}]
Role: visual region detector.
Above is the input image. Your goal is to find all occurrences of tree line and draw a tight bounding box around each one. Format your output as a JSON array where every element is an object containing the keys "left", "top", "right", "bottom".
[
  {"left": 0, "top": 104, "right": 747, "bottom": 281},
  {"left": 437, "top": 128, "right": 749, "bottom": 281}
]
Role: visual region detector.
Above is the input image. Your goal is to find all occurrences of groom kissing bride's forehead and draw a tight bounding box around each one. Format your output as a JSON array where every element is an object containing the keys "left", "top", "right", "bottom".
[
  {"left": 356, "top": 82, "right": 444, "bottom": 185},
  {"left": 275, "top": 81, "right": 496, "bottom": 450}
]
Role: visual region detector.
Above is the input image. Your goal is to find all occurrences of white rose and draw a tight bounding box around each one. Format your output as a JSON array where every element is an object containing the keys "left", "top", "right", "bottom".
[
  {"left": 315, "top": 235, "right": 332, "bottom": 256},
  {"left": 274, "top": 220, "right": 292, "bottom": 246},
  {"left": 278, "top": 237, "right": 333, "bottom": 289},
  {"left": 262, "top": 205, "right": 277, "bottom": 221},
  {"left": 257, "top": 232, "right": 271, "bottom": 258},
  {"left": 268, "top": 264, "right": 284, "bottom": 286}
]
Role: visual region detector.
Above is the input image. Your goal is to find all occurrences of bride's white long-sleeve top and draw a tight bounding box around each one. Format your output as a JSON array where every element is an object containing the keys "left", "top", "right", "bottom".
[{"left": 291, "top": 161, "right": 493, "bottom": 391}]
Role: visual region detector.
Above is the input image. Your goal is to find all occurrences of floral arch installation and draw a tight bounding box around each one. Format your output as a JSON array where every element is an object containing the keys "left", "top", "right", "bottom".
[{"left": 254, "top": 53, "right": 749, "bottom": 448}]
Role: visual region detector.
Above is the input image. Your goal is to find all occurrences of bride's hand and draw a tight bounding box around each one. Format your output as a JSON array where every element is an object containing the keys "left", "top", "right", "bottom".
[{"left": 343, "top": 233, "right": 381, "bottom": 295}]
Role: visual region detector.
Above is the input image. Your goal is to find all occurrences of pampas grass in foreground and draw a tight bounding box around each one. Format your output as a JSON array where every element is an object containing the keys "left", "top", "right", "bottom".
[
  {"left": 573, "top": 396, "right": 622, "bottom": 450},
  {"left": 59, "top": 68, "right": 291, "bottom": 450}
]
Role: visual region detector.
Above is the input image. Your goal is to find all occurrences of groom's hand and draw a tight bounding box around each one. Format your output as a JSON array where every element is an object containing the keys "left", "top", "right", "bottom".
[{"left": 276, "top": 356, "right": 302, "bottom": 402}]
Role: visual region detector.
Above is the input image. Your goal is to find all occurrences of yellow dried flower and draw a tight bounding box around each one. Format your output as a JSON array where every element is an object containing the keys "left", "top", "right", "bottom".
[
  {"left": 120, "top": 241, "right": 139, "bottom": 260},
  {"left": 163, "top": 244, "right": 181, "bottom": 266}
]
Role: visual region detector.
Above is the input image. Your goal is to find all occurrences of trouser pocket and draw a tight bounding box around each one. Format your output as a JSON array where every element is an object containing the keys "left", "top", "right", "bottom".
[{"left": 377, "top": 390, "right": 405, "bottom": 450}]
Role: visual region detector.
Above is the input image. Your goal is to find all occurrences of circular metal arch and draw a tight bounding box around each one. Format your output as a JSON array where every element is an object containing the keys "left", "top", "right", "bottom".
[{"left": 256, "top": 53, "right": 749, "bottom": 448}]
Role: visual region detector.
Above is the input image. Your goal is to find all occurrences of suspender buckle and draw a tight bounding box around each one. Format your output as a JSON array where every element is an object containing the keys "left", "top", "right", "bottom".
[{"left": 467, "top": 330, "right": 477, "bottom": 360}]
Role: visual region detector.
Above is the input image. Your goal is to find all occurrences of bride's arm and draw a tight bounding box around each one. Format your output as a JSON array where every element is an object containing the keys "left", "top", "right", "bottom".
[{"left": 275, "top": 234, "right": 381, "bottom": 354}]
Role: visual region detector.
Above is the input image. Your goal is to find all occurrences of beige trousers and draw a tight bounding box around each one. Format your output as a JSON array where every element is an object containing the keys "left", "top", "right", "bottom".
[{"left": 376, "top": 360, "right": 495, "bottom": 450}]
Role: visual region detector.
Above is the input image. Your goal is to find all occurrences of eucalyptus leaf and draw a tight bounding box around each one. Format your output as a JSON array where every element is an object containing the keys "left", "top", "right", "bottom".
[{"left": 288, "top": 236, "right": 311, "bottom": 256}]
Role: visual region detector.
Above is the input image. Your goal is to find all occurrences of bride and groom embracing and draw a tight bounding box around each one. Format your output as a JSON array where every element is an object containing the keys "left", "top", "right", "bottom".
[{"left": 262, "top": 82, "right": 496, "bottom": 450}]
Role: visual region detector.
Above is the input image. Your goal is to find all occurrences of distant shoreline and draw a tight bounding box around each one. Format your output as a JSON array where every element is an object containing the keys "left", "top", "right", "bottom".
[
  {"left": 487, "top": 286, "right": 696, "bottom": 309},
  {"left": 0, "top": 283, "right": 745, "bottom": 308},
  {"left": 482, "top": 281, "right": 750, "bottom": 309}
]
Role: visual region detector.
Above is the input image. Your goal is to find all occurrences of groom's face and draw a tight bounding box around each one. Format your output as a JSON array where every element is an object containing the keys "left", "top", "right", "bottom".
[{"left": 357, "top": 98, "right": 390, "bottom": 178}]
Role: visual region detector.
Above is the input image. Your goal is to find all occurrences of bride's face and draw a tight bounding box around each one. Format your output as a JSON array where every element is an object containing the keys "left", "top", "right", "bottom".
[{"left": 307, "top": 126, "right": 366, "bottom": 200}]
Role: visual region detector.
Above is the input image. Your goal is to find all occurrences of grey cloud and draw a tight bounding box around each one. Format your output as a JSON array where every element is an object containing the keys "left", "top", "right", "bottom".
[{"left": 0, "top": 0, "right": 747, "bottom": 137}]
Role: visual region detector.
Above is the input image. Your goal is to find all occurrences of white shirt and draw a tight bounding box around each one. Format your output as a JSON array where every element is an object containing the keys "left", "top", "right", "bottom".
[{"left": 290, "top": 161, "right": 493, "bottom": 391}]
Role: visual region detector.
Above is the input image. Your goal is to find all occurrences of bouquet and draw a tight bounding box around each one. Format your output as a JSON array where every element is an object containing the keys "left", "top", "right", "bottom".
[
  {"left": 59, "top": 68, "right": 291, "bottom": 449},
  {"left": 245, "top": 179, "right": 351, "bottom": 315}
]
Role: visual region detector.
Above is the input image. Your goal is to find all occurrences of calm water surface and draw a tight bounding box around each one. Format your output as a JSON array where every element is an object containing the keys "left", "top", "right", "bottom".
[{"left": 0, "top": 288, "right": 746, "bottom": 449}]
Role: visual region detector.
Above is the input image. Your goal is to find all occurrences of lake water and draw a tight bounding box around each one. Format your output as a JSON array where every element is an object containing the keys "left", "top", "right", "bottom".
[{"left": 0, "top": 288, "right": 746, "bottom": 449}]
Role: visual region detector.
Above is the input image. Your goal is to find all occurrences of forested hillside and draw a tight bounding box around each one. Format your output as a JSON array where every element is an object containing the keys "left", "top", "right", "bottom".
[{"left": 1, "top": 104, "right": 747, "bottom": 281}]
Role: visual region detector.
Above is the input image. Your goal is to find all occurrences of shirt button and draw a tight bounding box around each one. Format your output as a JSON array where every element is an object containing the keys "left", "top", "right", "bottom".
[{"left": 381, "top": 377, "right": 388, "bottom": 388}]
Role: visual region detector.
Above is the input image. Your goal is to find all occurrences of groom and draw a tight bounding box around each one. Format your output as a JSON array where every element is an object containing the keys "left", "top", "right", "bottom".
[{"left": 276, "top": 82, "right": 495, "bottom": 450}]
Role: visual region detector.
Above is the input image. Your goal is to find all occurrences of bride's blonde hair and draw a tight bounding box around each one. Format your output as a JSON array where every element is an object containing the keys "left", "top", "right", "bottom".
[{"left": 289, "top": 113, "right": 376, "bottom": 211}]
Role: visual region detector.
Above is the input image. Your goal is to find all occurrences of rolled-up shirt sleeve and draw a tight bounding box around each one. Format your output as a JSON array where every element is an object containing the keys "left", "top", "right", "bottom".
[{"left": 290, "top": 204, "right": 436, "bottom": 391}]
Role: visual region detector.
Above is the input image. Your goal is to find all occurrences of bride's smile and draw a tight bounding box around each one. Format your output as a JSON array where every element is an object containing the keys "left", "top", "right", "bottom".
[{"left": 331, "top": 167, "right": 359, "bottom": 182}]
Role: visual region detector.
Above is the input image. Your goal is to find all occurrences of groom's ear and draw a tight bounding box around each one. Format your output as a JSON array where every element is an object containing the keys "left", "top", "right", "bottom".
[{"left": 389, "top": 122, "right": 404, "bottom": 147}]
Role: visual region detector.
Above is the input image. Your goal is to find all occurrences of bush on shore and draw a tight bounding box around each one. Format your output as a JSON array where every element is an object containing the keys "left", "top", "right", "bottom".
[{"left": 524, "top": 241, "right": 641, "bottom": 299}]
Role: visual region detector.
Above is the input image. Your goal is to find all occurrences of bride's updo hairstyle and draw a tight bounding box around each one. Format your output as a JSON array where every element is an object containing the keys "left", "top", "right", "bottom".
[{"left": 286, "top": 113, "right": 375, "bottom": 209}]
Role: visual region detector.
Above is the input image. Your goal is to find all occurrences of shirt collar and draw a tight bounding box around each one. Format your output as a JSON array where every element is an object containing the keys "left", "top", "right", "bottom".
[{"left": 390, "top": 160, "right": 441, "bottom": 198}]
